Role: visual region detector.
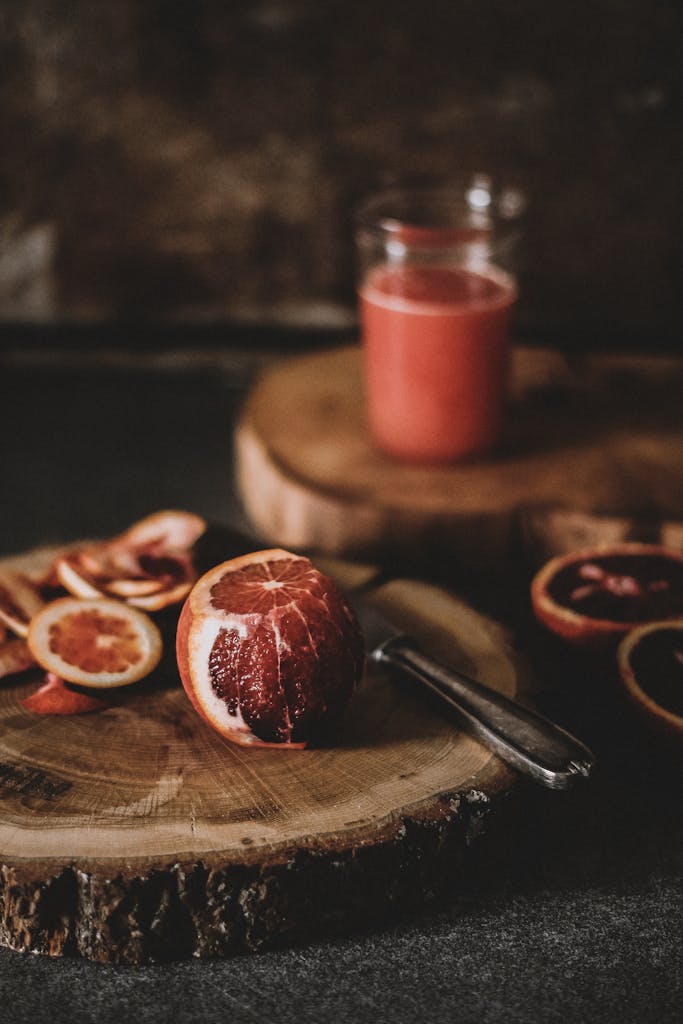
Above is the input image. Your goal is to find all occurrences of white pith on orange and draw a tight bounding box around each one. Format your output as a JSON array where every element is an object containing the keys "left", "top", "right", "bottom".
[
  {"left": 177, "top": 549, "right": 323, "bottom": 748},
  {"left": 28, "top": 596, "right": 162, "bottom": 689}
]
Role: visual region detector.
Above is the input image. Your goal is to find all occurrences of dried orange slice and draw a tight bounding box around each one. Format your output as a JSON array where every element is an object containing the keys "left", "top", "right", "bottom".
[
  {"left": 531, "top": 543, "right": 683, "bottom": 647},
  {"left": 618, "top": 621, "right": 683, "bottom": 741},
  {"left": 113, "top": 509, "right": 207, "bottom": 554},
  {"left": 0, "top": 571, "right": 45, "bottom": 638},
  {"left": 28, "top": 597, "right": 162, "bottom": 689},
  {"left": 55, "top": 510, "right": 207, "bottom": 612},
  {"left": 176, "top": 549, "right": 364, "bottom": 747}
]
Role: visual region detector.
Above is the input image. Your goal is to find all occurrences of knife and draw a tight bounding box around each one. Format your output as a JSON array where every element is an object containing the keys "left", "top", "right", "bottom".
[{"left": 355, "top": 600, "right": 595, "bottom": 790}]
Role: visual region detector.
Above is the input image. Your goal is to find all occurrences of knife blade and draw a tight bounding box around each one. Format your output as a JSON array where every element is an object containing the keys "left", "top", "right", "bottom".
[{"left": 354, "top": 599, "right": 595, "bottom": 790}]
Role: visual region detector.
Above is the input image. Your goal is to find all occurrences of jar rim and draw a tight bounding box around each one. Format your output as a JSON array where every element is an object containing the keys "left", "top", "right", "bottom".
[{"left": 354, "top": 177, "right": 526, "bottom": 242}]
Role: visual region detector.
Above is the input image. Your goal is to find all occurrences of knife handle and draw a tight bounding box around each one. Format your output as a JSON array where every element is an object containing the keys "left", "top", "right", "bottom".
[{"left": 374, "top": 637, "right": 595, "bottom": 790}]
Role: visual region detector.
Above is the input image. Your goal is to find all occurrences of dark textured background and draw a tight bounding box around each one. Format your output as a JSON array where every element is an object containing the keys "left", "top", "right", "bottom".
[
  {"left": 1, "top": 6, "right": 681, "bottom": 1018},
  {"left": 1, "top": 0, "right": 681, "bottom": 346}
]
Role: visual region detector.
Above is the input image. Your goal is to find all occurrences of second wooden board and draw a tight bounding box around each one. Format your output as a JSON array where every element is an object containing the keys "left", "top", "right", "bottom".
[{"left": 235, "top": 346, "right": 683, "bottom": 563}]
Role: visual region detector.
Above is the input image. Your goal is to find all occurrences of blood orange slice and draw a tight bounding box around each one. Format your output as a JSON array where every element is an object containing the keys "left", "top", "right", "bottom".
[
  {"left": 112, "top": 509, "right": 206, "bottom": 555},
  {"left": 531, "top": 543, "right": 683, "bottom": 647},
  {"left": 618, "top": 621, "right": 683, "bottom": 741},
  {"left": 55, "top": 510, "right": 207, "bottom": 612},
  {"left": 176, "top": 549, "right": 364, "bottom": 747},
  {"left": 28, "top": 597, "right": 162, "bottom": 688}
]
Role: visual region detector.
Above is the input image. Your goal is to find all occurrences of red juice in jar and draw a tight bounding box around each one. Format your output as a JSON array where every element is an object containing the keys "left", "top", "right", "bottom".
[{"left": 360, "top": 262, "right": 516, "bottom": 462}]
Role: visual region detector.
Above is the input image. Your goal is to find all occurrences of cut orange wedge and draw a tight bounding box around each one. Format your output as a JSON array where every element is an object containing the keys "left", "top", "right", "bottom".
[{"left": 28, "top": 597, "right": 162, "bottom": 689}]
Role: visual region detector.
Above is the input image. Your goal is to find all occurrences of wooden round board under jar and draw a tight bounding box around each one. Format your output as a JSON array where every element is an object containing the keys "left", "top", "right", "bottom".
[{"left": 235, "top": 346, "right": 683, "bottom": 568}]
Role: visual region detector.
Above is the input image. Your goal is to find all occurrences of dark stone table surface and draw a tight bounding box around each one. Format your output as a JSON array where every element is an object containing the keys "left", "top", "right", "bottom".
[{"left": 0, "top": 354, "right": 680, "bottom": 1024}]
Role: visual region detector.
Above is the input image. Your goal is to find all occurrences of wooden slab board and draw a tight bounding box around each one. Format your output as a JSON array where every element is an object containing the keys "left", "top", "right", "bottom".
[
  {"left": 235, "top": 346, "right": 683, "bottom": 566},
  {"left": 0, "top": 544, "right": 528, "bottom": 963}
]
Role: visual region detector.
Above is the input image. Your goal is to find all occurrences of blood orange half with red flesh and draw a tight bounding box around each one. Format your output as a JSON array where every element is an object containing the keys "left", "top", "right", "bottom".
[
  {"left": 176, "top": 549, "right": 365, "bottom": 747},
  {"left": 531, "top": 543, "right": 683, "bottom": 648}
]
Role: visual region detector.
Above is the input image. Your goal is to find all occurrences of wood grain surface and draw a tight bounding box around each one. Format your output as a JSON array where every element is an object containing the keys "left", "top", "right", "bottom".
[
  {"left": 0, "top": 544, "right": 525, "bottom": 963},
  {"left": 235, "top": 346, "right": 683, "bottom": 564}
]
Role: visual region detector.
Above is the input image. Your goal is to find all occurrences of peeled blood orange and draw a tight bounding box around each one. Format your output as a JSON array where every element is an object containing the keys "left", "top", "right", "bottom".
[
  {"left": 27, "top": 597, "right": 162, "bottom": 688},
  {"left": 176, "top": 549, "right": 365, "bottom": 747}
]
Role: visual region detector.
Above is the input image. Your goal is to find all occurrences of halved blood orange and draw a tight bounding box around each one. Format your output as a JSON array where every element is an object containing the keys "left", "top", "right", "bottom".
[
  {"left": 28, "top": 597, "right": 162, "bottom": 688},
  {"left": 0, "top": 571, "right": 44, "bottom": 638},
  {"left": 55, "top": 510, "right": 207, "bottom": 612},
  {"left": 618, "top": 621, "right": 683, "bottom": 741},
  {"left": 176, "top": 549, "right": 364, "bottom": 747},
  {"left": 531, "top": 543, "right": 683, "bottom": 647}
]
